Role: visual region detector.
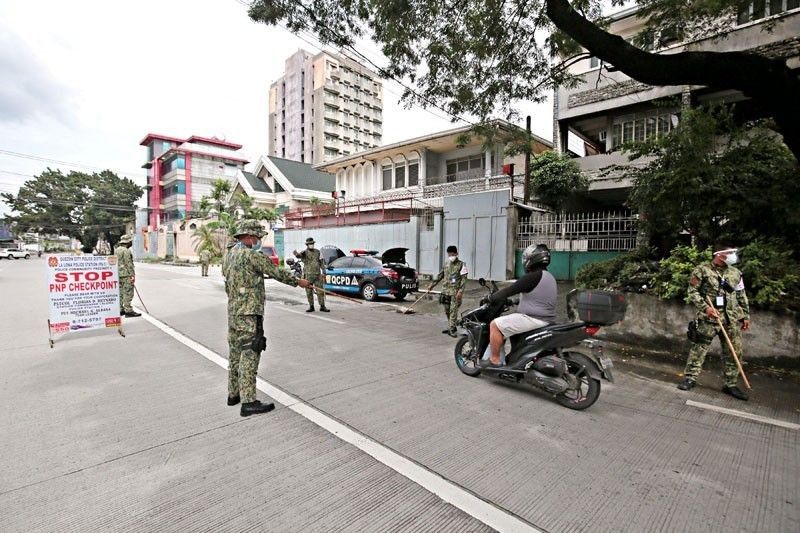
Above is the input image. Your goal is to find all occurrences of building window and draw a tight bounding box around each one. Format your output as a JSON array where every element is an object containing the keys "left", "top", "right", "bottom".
[
  {"left": 275, "top": 182, "right": 285, "bottom": 193},
  {"left": 610, "top": 110, "right": 678, "bottom": 149},
  {"left": 161, "top": 154, "right": 185, "bottom": 175},
  {"left": 738, "top": 0, "right": 798, "bottom": 24},
  {"left": 396, "top": 165, "right": 406, "bottom": 188},
  {"left": 162, "top": 181, "right": 186, "bottom": 198},
  {"left": 445, "top": 155, "right": 484, "bottom": 182},
  {"left": 589, "top": 56, "right": 600, "bottom": 68},
  {"left": 408, "top": 162, "right": 419, "bottom": 187},
  {"left": 382, "top": 165, "right": 393, "bottom": 190}
]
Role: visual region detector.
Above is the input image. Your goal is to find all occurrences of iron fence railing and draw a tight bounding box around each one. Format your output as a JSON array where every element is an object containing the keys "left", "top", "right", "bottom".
[{"left": 517, "top": 210, "right": 639, "bottom": 251}]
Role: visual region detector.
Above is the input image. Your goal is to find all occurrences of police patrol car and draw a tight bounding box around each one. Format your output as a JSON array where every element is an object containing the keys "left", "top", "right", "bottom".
[{"left": 323, "top": 247, "right": 418, "bottom": 301}]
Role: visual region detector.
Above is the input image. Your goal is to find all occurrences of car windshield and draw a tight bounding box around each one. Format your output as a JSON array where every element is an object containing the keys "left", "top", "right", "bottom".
[{"left": 262, "top": 247, "right": 276, "bottom": 256}]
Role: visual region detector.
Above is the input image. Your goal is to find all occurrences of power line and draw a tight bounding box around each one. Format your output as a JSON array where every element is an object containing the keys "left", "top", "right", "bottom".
[{"left": 0, "top": 149, "right": 142, "bottom": 180}]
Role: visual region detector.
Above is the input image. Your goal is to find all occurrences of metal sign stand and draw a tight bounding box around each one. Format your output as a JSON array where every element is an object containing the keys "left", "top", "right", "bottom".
[{"left": 48, "top": 320, "right": 125, "bottom": 348}]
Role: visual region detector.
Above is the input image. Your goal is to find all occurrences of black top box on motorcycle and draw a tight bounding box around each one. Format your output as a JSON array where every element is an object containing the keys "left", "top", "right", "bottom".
[{"left": 574, "top": 290, "right": 627, "bottom": 325}]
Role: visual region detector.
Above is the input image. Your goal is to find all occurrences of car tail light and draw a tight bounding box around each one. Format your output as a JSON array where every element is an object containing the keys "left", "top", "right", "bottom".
[
  {"left": 381, "top": 268, "right": 399, "bottom": 280},
  {"left": 584, "top": 325, "right": 601, "bottom": 336}
]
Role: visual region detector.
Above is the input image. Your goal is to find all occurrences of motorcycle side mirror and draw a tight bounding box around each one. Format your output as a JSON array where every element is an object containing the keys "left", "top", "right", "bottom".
[
  {"left": 478, "top": 278, "right": 487, "bottom": 287},
  {"left": 491, "top": 280, "right": 499, "bottom": 292}
]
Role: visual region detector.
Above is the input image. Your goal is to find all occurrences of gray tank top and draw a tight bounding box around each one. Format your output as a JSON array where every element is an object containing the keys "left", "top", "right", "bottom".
[{"left": 518, "top": 270, "right": 557, "bottom": 322}]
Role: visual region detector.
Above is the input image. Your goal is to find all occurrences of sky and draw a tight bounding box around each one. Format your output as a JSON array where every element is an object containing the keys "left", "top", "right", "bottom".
[{"left": 0, "top": 0, "right": 553, "bottom": 216}]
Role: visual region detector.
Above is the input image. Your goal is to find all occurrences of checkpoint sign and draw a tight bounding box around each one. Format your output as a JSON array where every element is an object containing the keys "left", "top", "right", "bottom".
[{"left": 47, "top": 255, "right": 122, "bottom": 337}]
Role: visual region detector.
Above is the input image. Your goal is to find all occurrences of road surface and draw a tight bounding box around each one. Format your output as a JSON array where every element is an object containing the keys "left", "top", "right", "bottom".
[{"left": 0, "top": 259, "right": 797, "bottom": 532}]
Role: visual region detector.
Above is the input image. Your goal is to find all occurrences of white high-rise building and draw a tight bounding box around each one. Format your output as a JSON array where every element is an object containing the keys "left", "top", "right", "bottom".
[{"left": 268, "top": 49, "right": 384, "bottom": 165}]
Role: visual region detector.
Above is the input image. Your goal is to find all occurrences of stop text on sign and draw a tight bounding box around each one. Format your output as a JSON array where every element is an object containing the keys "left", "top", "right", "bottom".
[{"left": 50, "top": 270, "right": 118, "bottom": 292}]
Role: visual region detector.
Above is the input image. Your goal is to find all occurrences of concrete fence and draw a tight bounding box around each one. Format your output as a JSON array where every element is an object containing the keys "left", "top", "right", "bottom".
[{"left": 599, "top": 293, "right": 800, "bottom": 366}]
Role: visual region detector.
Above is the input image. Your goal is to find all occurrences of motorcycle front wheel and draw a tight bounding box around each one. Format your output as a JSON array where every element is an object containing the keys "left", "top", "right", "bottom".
[
  {"left": 454, "top": 336, "right": 482, "bottom": 377},
  {"left": 555, "top": 353, "right": 601, "bottom": 410}
]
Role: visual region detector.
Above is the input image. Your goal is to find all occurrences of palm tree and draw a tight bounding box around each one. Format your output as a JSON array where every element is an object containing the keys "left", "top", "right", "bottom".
[
  {"left": 209, "top": 179, "right": 232, "bottom": 213},
  {"left": 191, "top": 223, "right": 221, "bottom": 258}
]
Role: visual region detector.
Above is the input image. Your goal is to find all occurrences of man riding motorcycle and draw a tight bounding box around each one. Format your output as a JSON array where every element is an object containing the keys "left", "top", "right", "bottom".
[{"left": 480, "top": 244, "right": 557, "bottom": 367}]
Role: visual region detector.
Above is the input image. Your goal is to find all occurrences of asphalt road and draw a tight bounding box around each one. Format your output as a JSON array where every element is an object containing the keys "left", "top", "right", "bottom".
[{"left": 1, "top": 258, "right": 797, "bottom": 532}]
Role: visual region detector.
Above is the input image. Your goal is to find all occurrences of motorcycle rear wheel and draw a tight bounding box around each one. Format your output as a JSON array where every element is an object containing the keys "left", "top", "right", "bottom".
[
  {"left": 555, "top": 353, "right": 601, "bottom": 410},
  {"left": 454, "top": 336, "right": 481, "bottom": 377}
]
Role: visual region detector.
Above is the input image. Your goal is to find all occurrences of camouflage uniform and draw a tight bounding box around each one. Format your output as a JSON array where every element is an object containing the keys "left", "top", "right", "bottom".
[
  {"left": 296, "top": 247, "right": 326, "bottom": 308},
  {"left": 225, "top": 235, "right": 297, "bottom": 403},
  {"left": 199, "top": 249, "right": 211, "bottom": 277},
  {"left": 115, "top": 236, "right": 135, "bottom": 313},
  {"left": 684, "top": 262, "right": 750, "bottom": 387},
  {"left": 433, "top": 259, "right": 468, "bottom": 330}
]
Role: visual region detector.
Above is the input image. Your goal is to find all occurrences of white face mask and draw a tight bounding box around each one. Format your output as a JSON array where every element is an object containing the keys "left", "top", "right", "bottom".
[
  {"left": 448, "top": 255, "right": 457, "bottom": 263},
  {"left": 307, "top": 245, "right": 314, "bottom": 250},
  {"left": 724, "top": 251, "right": 738, "bottom": 266}
]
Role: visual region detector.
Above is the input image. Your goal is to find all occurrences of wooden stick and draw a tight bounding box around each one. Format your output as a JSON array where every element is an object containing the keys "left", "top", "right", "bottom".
[
  {"left": 310, "top": 285, "right": 364, "bottom": 304},
  {"left": 399, "top": 279, "right": 440, "bottom": 314},
  {"left": 705, "top": 297, "right": 751, "bottom": 389}
]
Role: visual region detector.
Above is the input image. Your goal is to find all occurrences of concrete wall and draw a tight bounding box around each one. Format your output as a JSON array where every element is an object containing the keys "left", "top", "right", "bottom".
[
  {"left": 418, "top": 213, "right": 443, "bottom": 276},
  {"left": 599, "top": 293, "right": 800, "bottom": 364}
]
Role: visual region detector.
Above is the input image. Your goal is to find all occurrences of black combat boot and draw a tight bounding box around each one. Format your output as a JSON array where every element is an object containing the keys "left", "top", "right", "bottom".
[
  {"left": 677, "top": 378, "right": 696, "bottom": 391},
  {"left": 722, "top": 385, "right": 749, "bottom": 401},
  {"left": 227, "top": 394, "right": 240, "bottom": 406},
  {"left": 319, "top": 306, "right": 330, "bottom": 313},
  {"left": 240, "top": 400, "right": 276, "bottom": 417},
  {"left": 125, "top": 310, "right": 142, "bottom": 318},
  {"left": 306, "top": 306, "right": 315, "bottom": 313},
  {"left": 441, "top": 329, "right": 451, "bottom": 334}
]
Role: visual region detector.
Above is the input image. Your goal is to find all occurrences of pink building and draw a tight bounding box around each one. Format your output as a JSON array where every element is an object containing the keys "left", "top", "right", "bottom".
[{"left": 140, "top": 134, "right": 248, "bottom": 228}]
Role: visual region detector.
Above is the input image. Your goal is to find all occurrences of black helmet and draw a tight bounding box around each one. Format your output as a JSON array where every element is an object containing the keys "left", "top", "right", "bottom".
[
  {"left": 523, "top": 244, "right": 550, "bottom": 272},
  {"left": 285, "top": 257, "right": 295, "bottom": 265}
]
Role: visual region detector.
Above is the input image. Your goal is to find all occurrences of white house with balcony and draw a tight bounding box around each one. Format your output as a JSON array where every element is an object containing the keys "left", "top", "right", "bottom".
[
  {"left": 315, "top": 119, "right": 551, "bottom": 202},
  {"left": 553, "top": 3, "right": 800, "bottom": 207}
]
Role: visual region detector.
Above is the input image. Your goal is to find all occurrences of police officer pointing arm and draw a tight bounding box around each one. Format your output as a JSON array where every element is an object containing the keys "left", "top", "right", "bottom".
[{"left": 225, "top": 220, "right": 310, "bottom": 417}]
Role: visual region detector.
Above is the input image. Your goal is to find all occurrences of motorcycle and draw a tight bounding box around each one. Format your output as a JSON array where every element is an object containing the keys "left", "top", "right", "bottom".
[
  {"left": 285, "top": 257, "right": 303, "bottom": 279},
  {"left": 453, "top": 279, "right": 626, "bottom": 410}
]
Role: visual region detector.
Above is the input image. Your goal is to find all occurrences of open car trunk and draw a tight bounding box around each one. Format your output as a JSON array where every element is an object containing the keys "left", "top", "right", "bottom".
[{"left": 382, "top": 247, "right": 416, "bottom": 280}]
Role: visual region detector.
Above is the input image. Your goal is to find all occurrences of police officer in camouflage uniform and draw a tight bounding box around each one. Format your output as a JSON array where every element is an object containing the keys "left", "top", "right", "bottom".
[
  {"left": 293, "top": 237, "right": 329, "bottom": 313},
  {"left": 115, "top": 234, "right": 141, "bottom": 318},
  {"left": 678, "top": 246, "right": 750, "bottom": 401},
  {"left": 223, "top": 220, "right": 310, "bottom": 416},
  {"left": 430, "top": 245, "right": 468, "bottom": 337},
  {"left": 198, "top": 249, "right": 211, "bottom": 277}
]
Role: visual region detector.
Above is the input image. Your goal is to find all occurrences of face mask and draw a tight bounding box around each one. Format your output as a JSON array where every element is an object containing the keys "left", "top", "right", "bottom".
[
  {"left": 307, "top": 245, "right": 315, "bottom": 250},
  {"left": 448, "top": 256, "right": 457, "bottom": 263},
  {"left": 252, "top": 241, "right": 262, "bottom": 252},
  {"left": 724, "top": 251, "right": 738, "bottom": 266}
]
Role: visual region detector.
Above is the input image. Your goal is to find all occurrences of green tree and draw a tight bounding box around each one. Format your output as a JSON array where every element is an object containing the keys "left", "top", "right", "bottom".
[
  {"left": 528, "top": 151, "right": 587, "bottom": 211},
  {"left": 191, "top": 223, "right": 222, "bottom": 258},
  {"left": 622, "top": 106, "right": 800, "bottom": 249},
  {"left": 1, "top": 169, "right": 142, "bottom": 251},
  {"left": 248, "top": 0, "right": 800, "bottom": 159}
]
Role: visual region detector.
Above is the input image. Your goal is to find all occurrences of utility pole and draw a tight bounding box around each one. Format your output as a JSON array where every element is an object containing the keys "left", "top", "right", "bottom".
[{"left": 523, "top": 115, "right": 532, "bottom": 205}]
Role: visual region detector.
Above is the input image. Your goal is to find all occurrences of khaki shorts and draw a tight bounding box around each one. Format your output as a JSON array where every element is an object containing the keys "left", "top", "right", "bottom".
[{"left": 493, "top": 313, "right": 549, "bottom": 337}]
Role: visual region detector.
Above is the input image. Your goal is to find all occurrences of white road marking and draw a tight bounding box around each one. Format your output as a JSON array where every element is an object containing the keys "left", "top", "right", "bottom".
[
  {"left": 686, "top": 400, "right": 800, "bottom": 431},
  {"left": 137, "top": 307, "right": 542, "bottom": 533},
  {"left": 272, "top": 304, "right": 347, "bottom": 325}
]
